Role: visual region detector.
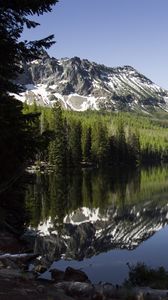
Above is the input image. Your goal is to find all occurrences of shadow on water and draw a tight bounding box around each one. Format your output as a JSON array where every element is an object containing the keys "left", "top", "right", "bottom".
[{"left": 0, "top": 178, "right": 29, "bottom": 253}]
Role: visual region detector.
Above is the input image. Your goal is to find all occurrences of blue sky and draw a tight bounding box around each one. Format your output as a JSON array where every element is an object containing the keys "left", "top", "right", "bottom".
[{"left": 23, "top": 0, "right": 168, "bottom": 89}]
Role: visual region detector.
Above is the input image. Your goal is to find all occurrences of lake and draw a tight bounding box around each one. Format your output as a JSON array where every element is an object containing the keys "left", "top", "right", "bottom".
[{"left": 25, "top": 165, "right": 168, "bottom": 284}]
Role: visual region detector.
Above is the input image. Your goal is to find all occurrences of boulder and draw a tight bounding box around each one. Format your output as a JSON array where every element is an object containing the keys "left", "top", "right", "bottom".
[
  {"left": 64, "top": 267, "right": 90, "bottom": 283},
  {"left": 50, "top": 268, "right": 65, "bottom": 282},
  {"left": 34, "top": 264, "right": 47, "bottom": 274},
  {"left": 54, "top": 281, "right": 95, "bottom": 299}
]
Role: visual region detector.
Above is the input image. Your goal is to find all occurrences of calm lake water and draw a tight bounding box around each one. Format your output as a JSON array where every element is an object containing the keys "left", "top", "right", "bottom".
[{"left": 25, "top": 165, "right": 168, "bottom": 284}]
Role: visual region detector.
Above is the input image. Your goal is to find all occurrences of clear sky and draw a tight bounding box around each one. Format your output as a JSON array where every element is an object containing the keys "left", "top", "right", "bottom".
[{"left": 22, "top": 0, "right": 168, "bottom": 89}]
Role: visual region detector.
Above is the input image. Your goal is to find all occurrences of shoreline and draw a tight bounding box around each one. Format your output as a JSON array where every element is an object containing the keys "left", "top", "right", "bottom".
[{"left": 0, "top": 247, "right": 168, "bottom": 300}]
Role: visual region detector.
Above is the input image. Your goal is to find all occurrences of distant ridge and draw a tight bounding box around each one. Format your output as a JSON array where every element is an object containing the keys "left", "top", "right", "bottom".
[{"left": 15, "top": 52, "right": 168, "bottom": 113}]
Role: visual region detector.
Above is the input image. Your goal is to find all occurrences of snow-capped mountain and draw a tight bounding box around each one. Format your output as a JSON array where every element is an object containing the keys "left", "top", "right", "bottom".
[{"left": 16, "top": 52, "right": 168, "bottom": 113}]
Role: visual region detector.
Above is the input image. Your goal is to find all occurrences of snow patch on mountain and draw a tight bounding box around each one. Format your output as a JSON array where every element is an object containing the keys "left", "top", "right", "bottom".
[{"left": 15, "top": 54, "right": 168, "bottom": 113}]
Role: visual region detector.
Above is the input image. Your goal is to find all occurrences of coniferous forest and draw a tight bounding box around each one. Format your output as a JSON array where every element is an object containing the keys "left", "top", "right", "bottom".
[{"left": 23, "top": 102, "right": 168, "bottom": 170}]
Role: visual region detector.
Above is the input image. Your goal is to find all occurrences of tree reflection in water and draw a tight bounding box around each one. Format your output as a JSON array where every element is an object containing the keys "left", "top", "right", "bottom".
[{"left": 25, "top": 165, "right": 168, "bottom": 232}]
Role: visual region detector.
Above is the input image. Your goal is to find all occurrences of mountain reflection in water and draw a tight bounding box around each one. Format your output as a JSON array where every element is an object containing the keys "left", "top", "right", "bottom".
[{"left": 25, "top": 166, "right": 168, "bottom": 282}]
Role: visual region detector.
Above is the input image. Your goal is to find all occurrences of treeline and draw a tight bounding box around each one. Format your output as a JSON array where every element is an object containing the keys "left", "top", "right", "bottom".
[{"left": 23, "top": 102, "right": 168, "bottom": 169}]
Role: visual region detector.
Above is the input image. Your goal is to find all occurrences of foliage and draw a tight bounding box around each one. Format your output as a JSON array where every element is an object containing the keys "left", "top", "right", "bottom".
[
  {"left": 0, "top": 95, "right": 41, "bottom": 181},
  {"left": 68, "top": 120, "right": 82, "bottom": 167},
  {"left": 82, "top": 126, "right": 92, "bottom": 162},
  {"left": 0, "top": 0, "right": 58, "bottom": 182},
  {"left": 0, "top": 0, "right": 58, "bottom": 94},
  {"left": 48, "top": 102, "right": 67, "bottom": 170},
  {"left": 125, "top": 263, "right": 168, "bottom": 289},
  {"left": 28, "top": 106, "right": 168, "bottom": 168}
]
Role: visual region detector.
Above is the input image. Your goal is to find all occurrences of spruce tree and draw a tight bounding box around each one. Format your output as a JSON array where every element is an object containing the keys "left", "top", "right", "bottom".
[
  {"left": 127, "top": 128, "right": 140, "bottom": 165},
  {"left": 49, "top": 103, "right": 66, "bottom": 170},
  {"left": 116, "top": 118, "right": 127, "bottom": 163},
  {"left": 0, "top": 0, "right": 58, "bottom": 94},
  {"left": 0, "top": 0, "right": 58, "bottom": 181},
  {"left": 83, "top": 126, "right": 92, "bottom": 162},
  {"left": 91, "top": 122, "right": 109, "bottom": 165},
  {"left": 69, "top": 121, "right": 82, "bottom": 167}
]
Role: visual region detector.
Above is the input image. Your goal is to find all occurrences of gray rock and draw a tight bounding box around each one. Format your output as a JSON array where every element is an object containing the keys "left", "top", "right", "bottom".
[
  {"left": 54, "top": 281, "right": 95, "bottom": 298},
  {"left": 48, "top": 288, "right": 75, "bottom": 300},
  {"left": 0, "top": 268, "right": 23, "bottom": 278},
  {"left": 50, "top": 268, "right": 65, "bottom": 281},
  {"left": 15, "top": 54, "right": 168, "bottom": 113},
  {"left": 34, "top": 264, "right": 47, "bottom": 274},
  {"left": 64, "top": 267, "right": 90, "bottom": 283}
]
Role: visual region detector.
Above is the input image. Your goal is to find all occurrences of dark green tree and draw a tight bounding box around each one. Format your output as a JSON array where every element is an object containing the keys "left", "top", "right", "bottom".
[
  {"left": 116, "top": 118, "right": 127, "bottom": 163},
  {"left": 0, "top": 0, "right": 58, "bottom": 94},
  {"left": 127, "top": 128, "right": 140, "bottom": 166},
  {"left": 69, "top": 121, "right": 82, "bottom": 167},
  {"left": 0, "top": 0, "right": 58, "bottom": 182},
  {"left": 91, "top": 122, "right": 109, "bottom": 165},
  {"left": 83, "top": 126, "right": 92, "bottom": 162},
  {"left": 0, "top": 96, "right": 40, "bottom": 181},
  {"left": 49, "top": 103, "right": 67, "bottom": 170}
]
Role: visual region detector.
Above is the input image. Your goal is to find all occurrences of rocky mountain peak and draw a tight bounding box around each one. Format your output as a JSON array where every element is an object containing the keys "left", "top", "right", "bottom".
[{"left": 15, "top": 53, "right": 168, "bottom": 113}]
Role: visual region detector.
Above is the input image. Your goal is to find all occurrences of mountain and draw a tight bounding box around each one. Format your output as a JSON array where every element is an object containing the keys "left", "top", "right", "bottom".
[{"left": 16, "top": 52, "right": 168, "bottom": 113}]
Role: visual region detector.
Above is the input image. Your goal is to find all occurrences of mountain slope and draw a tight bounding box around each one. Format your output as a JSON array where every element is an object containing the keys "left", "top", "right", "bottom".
[{"left": 16, "top": 52, "right": 168, "bottom": 113}]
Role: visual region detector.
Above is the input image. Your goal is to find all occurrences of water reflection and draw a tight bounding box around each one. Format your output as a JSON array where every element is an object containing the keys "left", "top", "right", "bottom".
[
  {"left": 25, "top": 166, "right": 168, "bottom": 264},
  {"left": 0, "top": 179, "right": 28, "bottom": 253},
  {"left": 26, "top": 167, "right": 140, "bottom": 228}
]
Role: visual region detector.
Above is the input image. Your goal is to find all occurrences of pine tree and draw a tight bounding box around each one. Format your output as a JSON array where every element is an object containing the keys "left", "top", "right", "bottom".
[
  {"left": 0, "top": 0, "right": 58, "bottom": 94},
  {"left": 69, "top": 121, "right": 82, "bottom": 167},
  {"left": 49, "top": 103, "right": 66, "bottom": 170},
  {"left": 0, "top": 0, "right": 58, "bottom": 181},
  {"left": 0, "top": 95, "right": 40, "bottom": 181},
  {"left": 83, "top": 126, "right": 92, "bottom": 162},
  {"left": 127, "top": 128, "right": 140, "bottom": 165},
  {"left": 116, "top": 118, "right": 127, "bottom": 163},
  {"left": 91, "top": 122, "right": 109, "bottom": 165}
]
